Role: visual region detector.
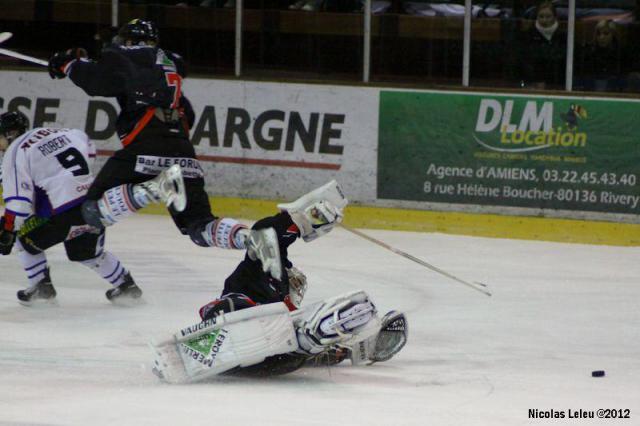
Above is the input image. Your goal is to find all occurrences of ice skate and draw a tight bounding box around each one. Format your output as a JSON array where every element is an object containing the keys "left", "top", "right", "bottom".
[
  {"left": 244, "top": 227, "right": 282, "bottom": 280},
  {"left": 106, "top": 272, "right": 143, "bottom": 303},
  {"left": 17, "top": 268, "right": 57, "bottom": 306},
  {"left": 135, "top": 164, "right": 187, "bottom": 212}
]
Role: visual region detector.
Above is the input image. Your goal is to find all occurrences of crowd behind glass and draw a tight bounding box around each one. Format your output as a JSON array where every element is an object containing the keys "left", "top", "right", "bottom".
[{"left": 1, "top": 0, "right": 639, "bottom": 94}]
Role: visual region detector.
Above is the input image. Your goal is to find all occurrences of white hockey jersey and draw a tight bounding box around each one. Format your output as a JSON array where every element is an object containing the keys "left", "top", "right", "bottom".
[{"left": 1, "top": 128, "right": 96, "bottom": 229}]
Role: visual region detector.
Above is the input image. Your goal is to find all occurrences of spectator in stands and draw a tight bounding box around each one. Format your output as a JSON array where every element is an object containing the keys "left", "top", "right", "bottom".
[
  {"left": 519, "top": 1, "right": 567, "bottom": 90},
  {"left": 578, "top": 19, "right": 626, "bottom": 92},
  {"left": 626, "top": 8, "right": 640, "bottom": 92}
]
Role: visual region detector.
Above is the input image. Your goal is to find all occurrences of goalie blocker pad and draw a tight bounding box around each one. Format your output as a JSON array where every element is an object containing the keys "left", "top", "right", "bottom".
[{"left": 150, "top": 303, "right": 298, "bottom": 383}]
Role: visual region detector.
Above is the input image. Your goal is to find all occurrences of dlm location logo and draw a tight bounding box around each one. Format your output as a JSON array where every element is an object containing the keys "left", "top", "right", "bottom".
[{"left": 473, "top": 99, "right": 588, "bottom": 153}]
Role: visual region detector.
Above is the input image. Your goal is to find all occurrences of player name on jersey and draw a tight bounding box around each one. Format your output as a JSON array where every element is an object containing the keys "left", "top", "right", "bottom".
[
  {"left": 36, "top": 135, "right": 73, "bottom": 157},
  {"left": 19, "top": 128, "right": 65, "bottom": 152}
]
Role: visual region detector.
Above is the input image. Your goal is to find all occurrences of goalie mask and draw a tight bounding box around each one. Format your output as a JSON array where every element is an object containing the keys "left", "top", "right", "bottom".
[
  {"left": 0, "top": 111, "right": 29, "bottom": 151},
  {"left": 286, "top": 266, "right": 308, "bottom": 309},
  {"left": 346, "top": 310, "right": 408, "bottom": 365},
  {"left": 278, "top": 180, "right": 348, "bottom": 242},
  {"left": 369, "top": 311, "right": 408, "bottom": 363}
]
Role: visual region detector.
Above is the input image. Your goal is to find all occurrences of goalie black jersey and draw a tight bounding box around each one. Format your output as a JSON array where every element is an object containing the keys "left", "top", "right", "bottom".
[
  {"left": 223, "top": 213, "right": 301, "bottom": 304},
  {"left": 66, "top": 44, "right": 195, "bottom": 143}
]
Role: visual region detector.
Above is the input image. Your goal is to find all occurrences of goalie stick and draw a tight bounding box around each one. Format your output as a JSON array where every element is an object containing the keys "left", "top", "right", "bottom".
[
  {"left": 0, "top": 47, "right": 48, "bottom": 66},
  {"left": 340, "top": 224, "right": 492, "bottom": 297}
]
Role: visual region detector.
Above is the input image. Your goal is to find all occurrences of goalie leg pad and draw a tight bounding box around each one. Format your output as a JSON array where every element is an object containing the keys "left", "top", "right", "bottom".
[
  {"left": 150, "top": 303, "right": 298, "bottom": 383},
  {"left": 294, "top": 290, "right": 381, "bottom": 355}
]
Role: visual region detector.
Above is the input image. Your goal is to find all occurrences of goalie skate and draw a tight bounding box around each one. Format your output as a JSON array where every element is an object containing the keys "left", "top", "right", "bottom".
[{"left": 135, "top": 164, "right": 187, "bottom": 212}]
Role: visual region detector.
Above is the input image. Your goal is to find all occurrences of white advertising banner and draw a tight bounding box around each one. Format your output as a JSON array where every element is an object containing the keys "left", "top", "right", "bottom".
[{"left": 0, "top": 70, "right": 379, "bottom": 203}]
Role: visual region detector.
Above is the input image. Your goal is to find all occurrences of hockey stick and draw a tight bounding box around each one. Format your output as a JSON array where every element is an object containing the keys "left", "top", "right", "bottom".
[
  {"left": 340, "top": 224, "right": 492, "bottom": 297},
  {"left": 0, "top": 32, "right": 13, "bottom": 45},
  {"left": 0, "top": 47, "right": 48, "bottom": 66}
]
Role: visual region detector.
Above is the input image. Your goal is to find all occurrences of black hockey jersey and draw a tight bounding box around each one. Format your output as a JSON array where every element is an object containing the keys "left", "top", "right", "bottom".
[
  {"left": 67, "top": 44, "right": 195, "bottom": 142},
  {"left": 222, "top": 213, "right": 301, "bottom": 305}
]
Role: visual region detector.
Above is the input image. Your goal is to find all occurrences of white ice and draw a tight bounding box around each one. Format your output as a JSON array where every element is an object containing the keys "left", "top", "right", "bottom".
[{"left": 0, "top": 214, "right": 639, "bottom": 426}]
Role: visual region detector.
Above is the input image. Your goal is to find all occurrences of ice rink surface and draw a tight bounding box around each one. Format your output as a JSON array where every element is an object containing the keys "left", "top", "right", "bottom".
[{"left": 0, "top": 214, "right": 639, "bottom": 426}]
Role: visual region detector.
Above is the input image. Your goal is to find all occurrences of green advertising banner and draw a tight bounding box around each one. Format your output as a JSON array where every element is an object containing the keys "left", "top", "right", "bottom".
[{"left": 378, "top": 91, "right": 640, "bottom": 215}]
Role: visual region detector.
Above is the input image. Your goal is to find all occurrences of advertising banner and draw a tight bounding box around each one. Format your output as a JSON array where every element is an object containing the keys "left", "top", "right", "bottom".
[
  {"left": 378, "top": 91, "right": 640, "bottom": 215},
  {"left": 0, "top": 71, "right": 379, "bottom": 202}
]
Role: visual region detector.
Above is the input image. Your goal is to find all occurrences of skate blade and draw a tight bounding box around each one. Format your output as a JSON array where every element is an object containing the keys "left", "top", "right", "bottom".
[
  {"left": 18, "top": 297, "right": 59, "bottom": 308},
  {"left": 109, "top": 295, "right": 145, "bottom": 307}
]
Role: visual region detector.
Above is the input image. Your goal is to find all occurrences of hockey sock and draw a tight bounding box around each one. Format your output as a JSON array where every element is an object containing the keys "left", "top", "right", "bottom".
[
  {"left": 79, "top": 251, "right": 128, "bottom": 287},
  {"left": 199, "top": 218, "right": 248, "bottom": 249},
  {"left": 95, "top": 184, "right": 143, "bottom": 226},
  {"left": 16, "top": 241, "right": 48, "bottom": 287}
]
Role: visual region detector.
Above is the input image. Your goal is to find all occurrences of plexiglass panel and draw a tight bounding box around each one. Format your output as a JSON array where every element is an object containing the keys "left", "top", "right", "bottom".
[{"left": 370, "top": 2, "right": 464, "bottom": 85}]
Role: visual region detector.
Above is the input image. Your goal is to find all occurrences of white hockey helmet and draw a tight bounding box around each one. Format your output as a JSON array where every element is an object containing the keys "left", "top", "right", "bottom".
[{"left": 278, "top": 180, "right": 348, "bottom": 242}]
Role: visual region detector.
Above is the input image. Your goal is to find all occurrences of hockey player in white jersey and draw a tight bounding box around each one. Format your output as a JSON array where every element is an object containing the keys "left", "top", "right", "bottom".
[
  {"left": 0, "top": 111, "right": 141, "bottom": 305},
  {"left": 150, "top": 181, "right": 408, "bottom": 382}
]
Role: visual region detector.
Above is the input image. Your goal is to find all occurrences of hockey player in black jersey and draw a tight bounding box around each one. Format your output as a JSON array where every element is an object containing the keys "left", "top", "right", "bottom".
[
  {"left": 149, "top": 181, "right": 408, "bottom": 382},
  {"left": 48, "top": 19, "right": 281, "bottom": 278}
]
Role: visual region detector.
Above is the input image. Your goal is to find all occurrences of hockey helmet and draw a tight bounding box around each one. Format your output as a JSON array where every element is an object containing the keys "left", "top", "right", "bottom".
[
  {"left": 0, "top": 111, "right": 29, "bottom": 148},
  {"left": 117, "top": 19, "right": 159, "bottom": 45}
]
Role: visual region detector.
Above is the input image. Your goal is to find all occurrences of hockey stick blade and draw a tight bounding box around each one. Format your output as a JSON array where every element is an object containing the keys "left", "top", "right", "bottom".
[
  {"left": 0, "top": 47, "right": 48, "bottom": 66},
  {"left": 340, "top": 224, "right": 492, "bottom": 297},
  {"left": 0, "top": 32, "right": 13, "bottom": 45}
]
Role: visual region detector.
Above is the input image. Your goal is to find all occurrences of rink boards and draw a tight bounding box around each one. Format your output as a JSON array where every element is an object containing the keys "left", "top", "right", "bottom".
[
  {"left": 1, "top": 70, "right": 639, "bottom": 244},
  {"left": 141, "top": 198, "right": 640, "bottom": 246}
]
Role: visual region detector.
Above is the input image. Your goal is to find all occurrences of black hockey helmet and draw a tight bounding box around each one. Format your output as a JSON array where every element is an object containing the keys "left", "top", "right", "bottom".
[
  {"left": 0, "top": 111, "right": 29, "bottom": 143},
  {"left": 117, "top": 19, "right": 159, "bottom": 45}
]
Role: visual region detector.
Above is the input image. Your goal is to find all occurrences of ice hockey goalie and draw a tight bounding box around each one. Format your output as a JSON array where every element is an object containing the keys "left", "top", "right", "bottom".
[{"left": 149, "top": 291, "right": 408, "bottom": 383}]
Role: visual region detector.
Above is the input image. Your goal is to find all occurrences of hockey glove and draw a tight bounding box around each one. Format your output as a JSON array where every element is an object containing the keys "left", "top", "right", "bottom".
[
  {"left": 0, "top": 215, "right": 17, "bottom": 255},
  {"left": 48, "top": 48, "right": 87, "bottom": 79}
]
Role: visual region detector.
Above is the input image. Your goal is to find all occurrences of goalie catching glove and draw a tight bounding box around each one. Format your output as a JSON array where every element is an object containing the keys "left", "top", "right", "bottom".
[{"left": 278, "top": 180, "right": 348, "bottom": 242}]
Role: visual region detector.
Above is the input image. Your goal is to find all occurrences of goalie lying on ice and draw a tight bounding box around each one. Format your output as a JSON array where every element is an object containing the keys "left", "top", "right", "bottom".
[
  {"left": 150, "top": 291, "right": 408, "bottom": 383},
  {"left": 149, "top": 180, "right": 407, "bottom": 383}
]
